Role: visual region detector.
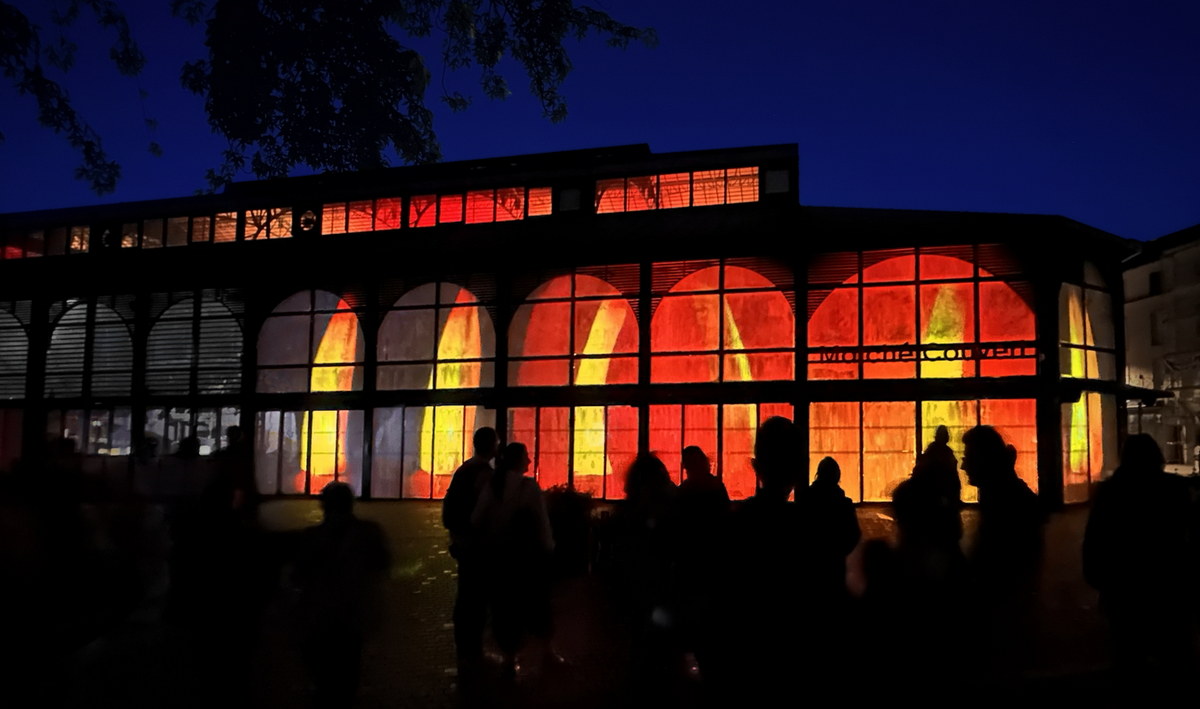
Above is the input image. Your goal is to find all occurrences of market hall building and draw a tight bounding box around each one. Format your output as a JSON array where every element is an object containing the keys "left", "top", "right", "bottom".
[{"left": 0, "top": 143, "right": 1156, "bottom": 507}]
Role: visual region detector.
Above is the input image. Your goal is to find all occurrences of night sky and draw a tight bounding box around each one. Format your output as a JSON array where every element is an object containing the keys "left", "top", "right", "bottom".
[{"left": 2, "top": 0, "right": 1198, "bottom": 241}]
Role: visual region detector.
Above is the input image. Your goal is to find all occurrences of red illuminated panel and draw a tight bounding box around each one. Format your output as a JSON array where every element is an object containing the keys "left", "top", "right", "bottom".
[
  {"left": 980, "top": 399, "right": 1038, "bottom": 494},
  {"left": 920, "top": 254, "right": 973, "bottom": 279},
  {"left": 726, "top": 167, "right": 759, "bottom": 204},
  {"left": 659, "top": 173, "right": 690, "bottom": 209},
  {"left": 348, "top": 201, "right": 373, "bottom": 232},
  {"left": 465, "top": 190, "right": 495, "bottom": 224},
  {"left": 809, "top": 402, "right": 861, "bottom": 502},
  {"left": 626, "top": 176, "right": 656, "bottom": 211},
  {"left": 527, "top": 188, "right": 552, "bottom": 216},
  {"left": 652, "top": 266, "right": 794, "bottom": 383},
  {"left": 537, "top": 407, "right": 569, "bottom": 489},
  {"left": 409, "top": 195, "right": 437, "bottom": 227},
  {"left": 862, "top": 286, "right": 916, "bottom": 378},
  {"left": 807, "top": 289, "right": 858, "bottom": 380},
  {"left": 596, "top": 179, "right": 625, "bottom": 213},
  {"left": 68, "top": 226, "right": 90, "bottom": 252},
  {"left": 438, "top": 194, "right": 464, "bottom": 224},
  {"left": 3, "top": 232, "right": 22, "bottom": 259},
  {"left": 510, "top": 275, "right": 639, "bottom": 387},
  {"left": 921, "top": 399, "right": 978, "bottom": 501},
  {"left": 863, "top": 401, "right": 915, "bottom": 501},
  {"left": 375, "top": 198, "right": 401, "bottom": 230},
  {"left": 722, "top": 404, "right": 758, "bottom": 499},
  {"left": 322, "top": 203, "right": 347, "bottom": 234},
  {"left": 602, "top": 407, "right": 639, "bottom": 498},
  {"left": 495, "top": 188, "right": 524, "bottom": 222},
  {"left": 863, "top": 253, "right": 915, "bottom": 283},
  {"left": 692, "top": 170, "right": 726, "bottom": 206}
]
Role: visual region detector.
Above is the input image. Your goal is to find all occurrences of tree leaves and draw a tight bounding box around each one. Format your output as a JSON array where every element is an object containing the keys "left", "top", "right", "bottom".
[{"left": 2, "top": 0, "right": 653, "bottom": 195}]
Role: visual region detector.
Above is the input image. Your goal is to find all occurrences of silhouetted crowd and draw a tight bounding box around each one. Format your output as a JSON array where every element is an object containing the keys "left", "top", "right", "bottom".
[{"left": 2, "top": 419, "right": 1199, "bottom": 708}]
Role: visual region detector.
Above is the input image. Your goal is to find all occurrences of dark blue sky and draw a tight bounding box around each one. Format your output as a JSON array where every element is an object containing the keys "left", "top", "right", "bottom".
[{"left": 3, "top": 0, "right": 1198, "bottom": 240}]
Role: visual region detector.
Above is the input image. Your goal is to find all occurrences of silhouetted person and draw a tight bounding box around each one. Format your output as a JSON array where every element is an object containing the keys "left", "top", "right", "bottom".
[
  {"left": 612, "top": 453, "right": 681, "bottom": 699},
  {"left": 914, "top": 425, "right": 962, "bottom": 505},
  {"left": 799, "top": 456, "right": 861, "bottom": 602},
  {"left": 295, "top": 483, "right": 391, "bottom": 709},
  {"left": 864, "top": 472, "right": 970, "bottom": 702},
  {"left": 443, "top": 427, "right": 498, "bottom": 673},
  {"left": 675, "top": 446, "right": 728, "bottom": 680},
  {"left": 961, "top": 425, "right": 1044, "bottom": 695},
  {"left": 471, "top": 442, "right": 555, "bottom": 680},
  {"left": 175, "top": 436, "right": 201, "bottom": 460},
  {"left": 1083, "top": 433, "right": 1196, "bottom": 694},
  {"left": 706, "top": 416, "right": 804, "bottom": 704}
]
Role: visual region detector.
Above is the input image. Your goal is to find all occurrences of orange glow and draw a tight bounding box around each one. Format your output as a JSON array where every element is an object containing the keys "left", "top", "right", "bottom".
[
  {"left": 651, "top": 266, "right": 793, "bottom": 383},
  {"left": 808, "top": 253, "right": 1036, "bottom": 380},
  {"left": 300, "top": 304, "right": 359, "bottom": 491},
  {"left": 417, "top": 287, "right": 484, "bottom": 494},
  {"left": 527, "top": 188, "right": 553, "bottom": 216},
  {"left": 810, "top": 398, "right": 1037, "bottom": 503},
  {"left": 595, "top": 168, "right": 759, "bottom": 213}
]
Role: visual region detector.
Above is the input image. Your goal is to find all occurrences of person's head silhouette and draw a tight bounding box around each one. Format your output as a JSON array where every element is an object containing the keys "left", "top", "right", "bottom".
[
  {"left": 752, "top": 416, "right": 800, "bottom": 501},
  {"left": 961, "top": 425, "right": 1009, "bottom": 489},
  {"left": 934, "top": 425, "right": 950, "bottom": 446},
  {"left": 473, "top": 427, "right": 499, "bottom": 462},
  {"left": 1119, "top": 433, "right": 1165, "bottom": 476},
  {"left": 682, "top": 445, "right": 711, "bottom": 481},
  {"left": 815, "top": 456, "right": 841, "bottom": 485},
  {"left": 320, "top": 481, "right": 355, "bottom": 527}
]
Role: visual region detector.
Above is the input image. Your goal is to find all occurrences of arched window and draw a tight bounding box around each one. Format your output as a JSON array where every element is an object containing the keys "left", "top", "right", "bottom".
[
  {"left": 650, "top": 264, "right": 794, "bottom": 383},
  {"left": 256, "top": 291, "right": 364, "bottom": 496},
  {"left": 257, "top": 290, "right": 364, "bottom": 393},
  {"left": 807, "top": 249, "right": 1037, "bottom": 380},
  {"left": 46, "top": 300, "right": 134, "bottom": 397},
  {"left": 0, "top": 304, "right": 29, "bottom": 399},
  {"left": 508, "top": 273, "right": 639, "bottom": 386},
  {"left": 378, "top": 283, "right": 495, "bottom": 390},
  {"left": 147, "top": 296, "right": 243, "bottom": 395}
]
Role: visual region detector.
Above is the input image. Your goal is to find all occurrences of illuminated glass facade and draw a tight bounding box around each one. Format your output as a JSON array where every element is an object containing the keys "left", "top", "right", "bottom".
[{"left": 0, "top": 144, "right": 1142, "bottom": 505}]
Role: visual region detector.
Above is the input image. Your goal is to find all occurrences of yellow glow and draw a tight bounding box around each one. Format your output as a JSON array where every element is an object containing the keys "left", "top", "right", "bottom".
[
  {"left": 420, "top": 288, "right": 484, "bottom": 483},
  {"left": 300, "top": 306, "right": 359, "bottom": 490},
  {"left": 922, "top": 286, "right": 968, "bottom": 379},
  {"left": 573, "top": 298, "right": 629, "bottom": 482}
]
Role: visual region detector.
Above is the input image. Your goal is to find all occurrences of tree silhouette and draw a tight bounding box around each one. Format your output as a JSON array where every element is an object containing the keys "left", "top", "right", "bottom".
[{"left": 1, "top": 0, "right": 656, "bottom": 194}]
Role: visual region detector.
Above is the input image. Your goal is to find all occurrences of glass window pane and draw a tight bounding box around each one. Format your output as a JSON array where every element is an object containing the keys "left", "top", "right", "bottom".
[
  {"left": 726, "top": 167, "right": 759, "bottom": 204},
  {"left": 862, "top": 401, "right": 915, "bottom": 501},
  {"left": 863, "top": 286, "right": 916, "bottom": 378},
  {"left": 214, "top": 212, "right": 238, "bottom": 242},
  {"left": 409, "top": 195, "right": 437, "bottom": 227},
  {"left": 595, "top": 179, "right": 625, "bottom": 213},
  {"left": 536, "top": 407, "right": 569, "bottom": 490},
  {"left": 495, "top": 187, "right": 524, "bottom": 222},
  {"left": 721, "top": 403, "right": 758, "bottom": 500},
  {"left": 658, "top": 173, "right": 690, "bottom": 209},
  {"left": 255, "top": 411, "right": 281, "bottom": 495},
  {"left": 862, "top": 253, "right": 915, "bottom": 282},
  {"left": 69, "top": 226, "right": 90, "bottom": 252},
  {"left": 167, "top": 217, "right": 189, "bottom": 246},
  {"left": 322, "top": 203, "right": 347, "bottom": 234},
  {"left": 1085, "top": 290, "right": 1114, "bottom": 349},
  {"left": 348, "top": 201, "right": 373, "bottom": 232},
  {"left": 527, "top": 187, "right": 552, "bottom": 216},
  {"left": 439, "top": 194, "right": 464, "bottom": 223},
  {"left": 809, "top": 402, "right": 862, "bottom": 503},
  {"left": 465, "top": 190, "right": 495, "bottom": 224},
  {"left": 979, "top": 282, "right": 1035, "bottom": 342},
  {"left": 375, "top": 198, "right": 401, "bottom": 230},
  {"left": 191, "top": 216, "right": 211, "bottom": 243},
  {"left": 692, "top": 170, "right": 725, "bottom": 206},
  {"left": 625, "top": 176, "right": 656, "bottom": 211}
]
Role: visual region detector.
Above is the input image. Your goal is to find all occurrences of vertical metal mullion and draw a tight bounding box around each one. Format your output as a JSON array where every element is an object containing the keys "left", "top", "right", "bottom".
[
  {"left": 859, "top": 401, "right": 865, "bottom": 503},
  {"left": 718, "top": 262, "right": 726, "bottom": 383},
  {"left": 716, "top": 403, "right": 725, "bottom": 486},
  {"left": 601, "top": 406, "right": 609, "bottom": 499},
  {"left": 637, "top": 261, "right": 652, "bottom": 456},
  {"left": 914, "top": 250, "right": 921, "bottom": 382},
  {"left": 857, "top": 252, "right": 864, "bottom": 380},
  {"left": 567, "top": 406, "right": 576, "bottom": 491}
]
